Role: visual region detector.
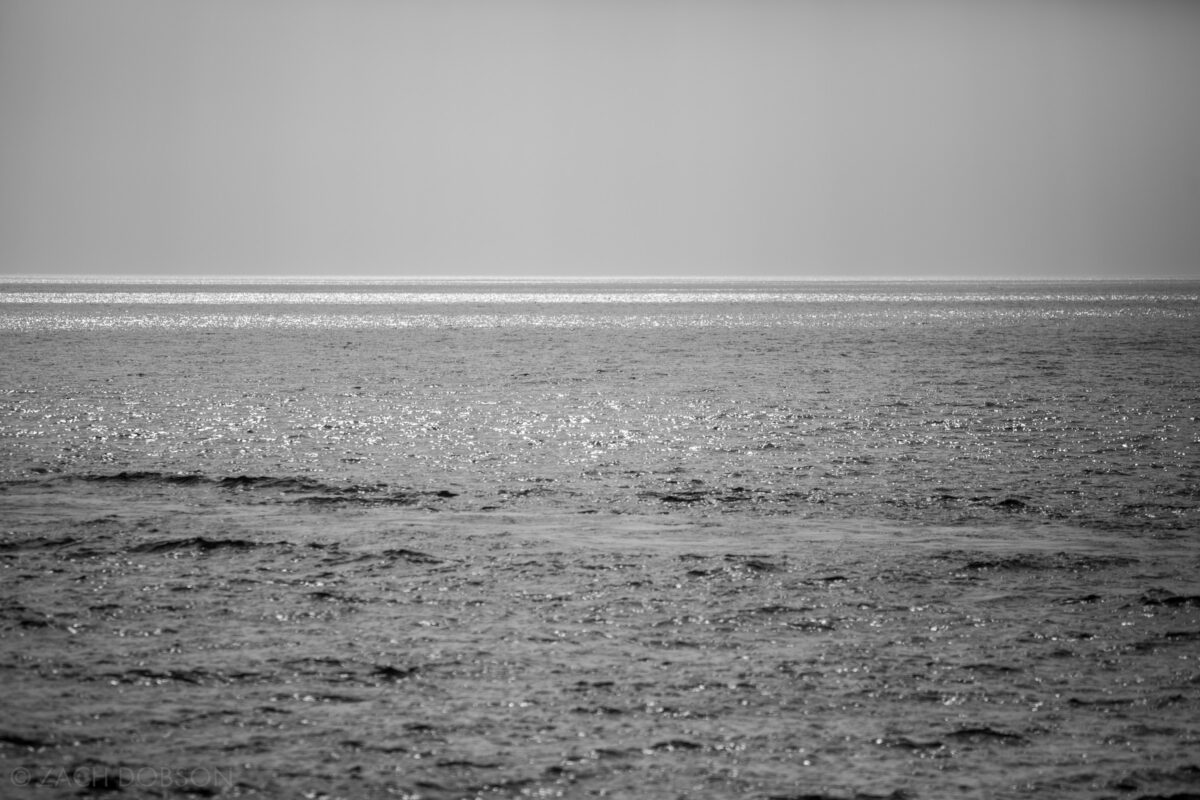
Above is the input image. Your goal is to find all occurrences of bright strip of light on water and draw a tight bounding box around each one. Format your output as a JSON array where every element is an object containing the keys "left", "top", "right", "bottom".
[{"left": 1, "top": 291, "right": 1197, "bottom": 304}]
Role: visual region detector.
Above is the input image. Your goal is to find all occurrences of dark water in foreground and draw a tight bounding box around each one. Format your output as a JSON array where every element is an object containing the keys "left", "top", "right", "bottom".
[{"left": 1, "top": 280, "right": 1198, "bottom": 798}]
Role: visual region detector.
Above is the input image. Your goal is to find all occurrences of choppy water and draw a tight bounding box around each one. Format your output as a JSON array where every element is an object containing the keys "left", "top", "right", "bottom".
[
  {"left": 2, "top": 280, "right": 1198, "bottom": 529},
  {"left": 2, "top": 280, "right": 1199, "bottom": 799}
]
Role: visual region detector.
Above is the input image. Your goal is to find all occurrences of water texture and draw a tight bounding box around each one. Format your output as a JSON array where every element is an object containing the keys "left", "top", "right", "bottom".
[
  {"left": 2, "top": 280, "right": 1197, "bottom": 530},
  {"left": 1, "top": 280, "right": 1198, "bottom": 799}
]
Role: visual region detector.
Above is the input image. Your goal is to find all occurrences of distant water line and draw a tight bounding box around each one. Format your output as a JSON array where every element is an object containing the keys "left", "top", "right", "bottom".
[{"left": 2, "top": 289, "right": 1199, "bottom": 305}]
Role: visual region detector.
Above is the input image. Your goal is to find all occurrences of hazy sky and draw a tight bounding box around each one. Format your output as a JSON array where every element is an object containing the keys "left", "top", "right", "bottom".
[{"left": 2, "top": 0, "right": 1198, "bottom": 279}]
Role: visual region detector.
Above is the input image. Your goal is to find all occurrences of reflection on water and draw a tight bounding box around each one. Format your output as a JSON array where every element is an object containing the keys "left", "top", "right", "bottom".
[
  {"left": 2, "top": 281, "right": 1197, "bottom": 532},
  {"left": 2, "top": 280, "right": 1199, "bottom": 799},
  {"left": 0, "top": 280, "right": 1196, "bottom": 332}
]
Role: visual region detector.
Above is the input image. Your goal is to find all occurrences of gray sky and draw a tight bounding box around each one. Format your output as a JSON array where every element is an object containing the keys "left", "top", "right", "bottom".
[{"left": 2, "top": 0, "right": 1198, "bottom": 279}]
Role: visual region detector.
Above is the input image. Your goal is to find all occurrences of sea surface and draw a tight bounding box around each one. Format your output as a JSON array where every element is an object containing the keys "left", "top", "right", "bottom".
[{"left": 1, "top": 279, "right": 1198, "bottom": 799}]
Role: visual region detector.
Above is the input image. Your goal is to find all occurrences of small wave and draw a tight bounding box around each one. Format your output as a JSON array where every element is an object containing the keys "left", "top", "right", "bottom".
[
  {"left": 961, "top": 553, "right": 1139, "bottom": 572},
  {"left": 127, "top": 537, "right": 275, "bottom": 554},
  {"left": 1138, "top": 590, "right": 1200, "bottom": 608},
  {"left": 6, "top": 470, "right": 459, "bottom": 507},
  {"left": 945, "top": 727, "right": 1027, "bottom": 745}
]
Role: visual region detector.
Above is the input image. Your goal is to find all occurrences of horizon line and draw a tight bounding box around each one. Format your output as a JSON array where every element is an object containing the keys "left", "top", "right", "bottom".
[{"left": 3, "top": 274, "right": 1197, "bottom": 284}]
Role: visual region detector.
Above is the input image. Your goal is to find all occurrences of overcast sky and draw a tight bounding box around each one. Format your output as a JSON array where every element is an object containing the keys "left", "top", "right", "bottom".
[{"left": 1, "top": 0, "right": 1198, "bottom": 279}]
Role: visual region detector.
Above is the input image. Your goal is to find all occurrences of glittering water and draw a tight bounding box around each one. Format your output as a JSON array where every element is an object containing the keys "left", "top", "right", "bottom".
[
  {"left": 2, "top": 280, "right": 1198, "bottom": 530},
  {"left": 2, "top": 280, "right": 1199, "bottom": 799}
]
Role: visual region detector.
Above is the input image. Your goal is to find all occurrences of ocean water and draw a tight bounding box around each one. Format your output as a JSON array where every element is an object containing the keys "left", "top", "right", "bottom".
[
  {"left": 2, "top": 280, "right": 1199, "bottom": 799},
  {"left": 2, "top": 279, "right": 1198, "bottom": 528}
]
